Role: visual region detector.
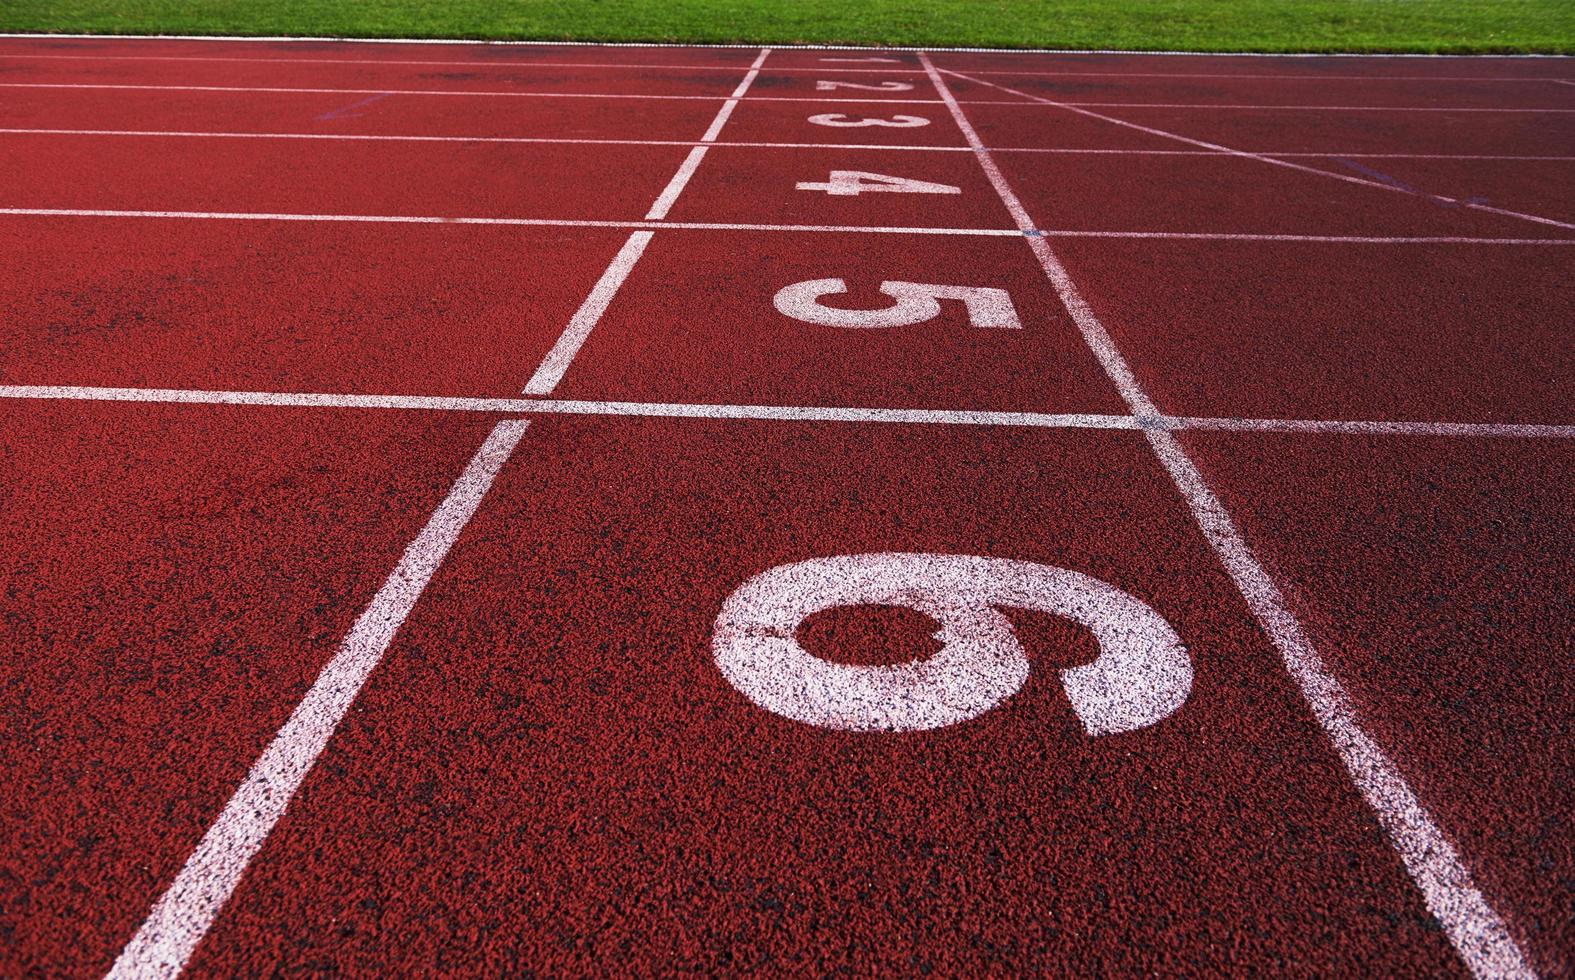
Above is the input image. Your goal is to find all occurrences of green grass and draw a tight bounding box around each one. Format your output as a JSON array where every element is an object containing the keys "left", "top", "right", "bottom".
[{"left": 2, "top": 0, "right": 1571, "bottom": 54}]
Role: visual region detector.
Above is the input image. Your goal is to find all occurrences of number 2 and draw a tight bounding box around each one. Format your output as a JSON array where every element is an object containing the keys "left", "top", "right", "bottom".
[{"left": 815, "top": 80, "right": 915, "bottom": 92}]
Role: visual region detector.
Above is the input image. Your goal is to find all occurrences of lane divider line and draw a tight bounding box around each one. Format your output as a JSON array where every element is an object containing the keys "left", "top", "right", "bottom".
[
  {"left": 4, "top": 129, "right": 1572, "bottom": 162},
  {"left": 921, "top": 50, "right": 1538, "bottom": 980},
  {"left": 3, "top": 50, "right": 1569, "bottom": 83},
  {"left": 2, "top": 384, "right": 1571, "bottom": 439},
  {"left": 105, "top": 417, "right": 530, "bottom": 979},
  {"left": 939, "top": 67, "right": 1575, "bottom": 232},
  {"left": 3, "top": 81, "right": 1572, "bottom": 112},
  {"left": 0, "top": 208, "right": 1569, "bottom": 244}
]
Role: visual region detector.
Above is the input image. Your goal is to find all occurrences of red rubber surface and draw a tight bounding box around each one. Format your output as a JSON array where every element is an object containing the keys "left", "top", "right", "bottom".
[
  {"left": 0, "top": 400, "right": 496, "bottom": 977},
  {"left": 184, "top": 419, "right": 1463, "bottom": 976},
  {"left": 0, "top": 36, "right": 1570, "bottom": 978},
  {"left": 1053, "top": 239, "right": 1573, "bottom": 423},
  {"left": 0, "top": 218, "right": 628, "bottom": 395},
  {"left": 1180, "top": 433, "right": 1574, "bottom": 977}
]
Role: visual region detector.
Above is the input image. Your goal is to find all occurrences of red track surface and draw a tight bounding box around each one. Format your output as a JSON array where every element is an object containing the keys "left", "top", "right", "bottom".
[{"left": 0, "top": 35, "right": 1570, "bottom": 979}]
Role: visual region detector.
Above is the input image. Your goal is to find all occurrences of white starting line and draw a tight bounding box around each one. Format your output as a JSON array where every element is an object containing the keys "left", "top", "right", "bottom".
[
  {"left": 2, "top": 384, "right": 1570, "bottom": 440},
  {"left": 0, "top": 208, "right": 1569, "bottom": 244}
]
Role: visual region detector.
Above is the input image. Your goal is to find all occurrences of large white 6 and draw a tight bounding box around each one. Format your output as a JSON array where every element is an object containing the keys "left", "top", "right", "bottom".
[
  {"left": 712, "top": 553, "right": 1191, "bottom": 734},
  {"left": 774, "top": 278, "right": 1022, "bottom": 330},
  {"left": 807, "top": 113, "right": 930, "bottom": 128}
]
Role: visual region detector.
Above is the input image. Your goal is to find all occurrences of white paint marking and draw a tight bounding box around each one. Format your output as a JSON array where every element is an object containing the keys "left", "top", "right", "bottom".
[
  {"left": 2, "top": 207, "right": 1570, "bottom": 244},
  {"left": 527, "top": 47, "right": 769, "bottom": 392},
  {"left": 815, "top": 80, "right": 916, "bottom": 92},
  {"left": 921, "top": 50, "right": 1537, "bottom": 980},
  {"left": 521, "top": 231, "right": 654, "bottom": 394},
  {"left": 1, "top": 384, "right": 1571, "bottom": 439},
  {"left": 3, "top": 50, "right": 1567, "bottom": 83},
  {"left": 4, "top": 129, "right": 1567, "bottom": 161},
  {"left": 940, "top": 67, "right": 1575, "bottom": 232},
  {"left": 795, "top": 170, "right": 961, "bottom": 196},
  {"left": 774, "top": 279, "right": 1021, "bottom": 329},
  {"left": 105, "top": 417, "right": 528, "bottom": 979},
  {"left": 807, "top": 112, "right": 931, "bottom": 127},
  {"left": 714, "top": 553, "right": 1189, "bottom": 734}
]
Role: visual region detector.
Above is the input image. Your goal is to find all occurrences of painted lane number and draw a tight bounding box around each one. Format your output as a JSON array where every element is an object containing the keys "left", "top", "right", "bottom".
[
  {"left": 713, "top": 553, "right": 1191, "bottom": 734},
  {"left": 815, "top": 80, "right": 915, "bottom": 92},
  {"left": 774, "top": 278, "right": 1022, "bottom": 330},
  {"left": 796, "top": 171, "right": 960, "bottom": 197},
  {"left": 808, "top": 113, "right": 930, "bottom": 128}
]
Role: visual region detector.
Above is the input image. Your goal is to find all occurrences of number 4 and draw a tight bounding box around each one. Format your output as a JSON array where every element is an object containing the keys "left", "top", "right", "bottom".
[{"left": 796, "top": 171, "right": 961, "bottom": 197}]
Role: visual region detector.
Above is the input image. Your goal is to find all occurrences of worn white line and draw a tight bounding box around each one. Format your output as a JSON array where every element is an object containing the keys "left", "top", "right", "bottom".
[
  {"left": 943, "top": 67, "right": 1575, "bottom": 232},
  {"left": 104, "top": 416, "right": 529, "bottom": 980},
  {"left": 3, "top": 32, "right": 1572, "bottom": 58},
  {"left": 3, "top": 129, "right": 1571, "bottom": 161},
  {"left": 1166, "top": 415, "right": 1575, "bottom": 438},
  {"left": 528, "top": 46, "right": 767, "bottom": 392},
  {"left": 3, "top": 384, "right": 1571, "bottom": 438},
  {"left": 522, "top": 230, "right": 656, "bottom": 392},
  {"left": 104, "top": 48, "right": 770, "bottom": 978},
  {"left": 0, "top": 80, "right": 942, "bottom": 103},
  {"left": 3, "top": 81, "right": 1570, "bottom": 111},
  {"left": 3, "top": 208, "right": 1569, "bottom": 244},
  {"left": 922, "top": 50, "right": 1538, "bottom": 980},
  {"left": 4, "top": 51, "right": 1568, "bottom": 83}
]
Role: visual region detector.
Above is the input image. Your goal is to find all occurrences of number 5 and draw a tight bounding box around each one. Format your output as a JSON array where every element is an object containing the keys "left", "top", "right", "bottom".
[
  {"left": 774, "top": 278, "right": 1022, "bottom": 330},
  {"left": 712, "top": 553, "right": 1191, "bottom": 734}
]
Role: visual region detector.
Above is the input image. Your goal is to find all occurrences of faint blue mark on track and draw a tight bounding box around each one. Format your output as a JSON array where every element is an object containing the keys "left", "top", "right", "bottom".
[
  {"left": 1333, "top": 157, "right": 1489, "bottom": 210},
  {"left": 315, "top": 92, "right": 393, "bottom": 121}
]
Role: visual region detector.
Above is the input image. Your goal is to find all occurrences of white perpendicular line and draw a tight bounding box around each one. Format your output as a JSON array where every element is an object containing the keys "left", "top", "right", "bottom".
[
  {"left": 3, "top": 385, "right": 1573, "bottom": 439},
  {"left": 527, "top": 47, "right": 768, "bottom": 393},
  {"left": 2, "top": 209, "right": 1571, "bottom": 245},
  {"left": 938, "top": 67, "right": 1575, "bottom": 233},
  {"left": 919, "top": 51, "right": 1537, "bottom": 980},
  {"left": 104, "top": 417, "right": 528, "bottom": 980},
  {"left": 521, "top": 228, "right": 652, "bottom": 395},
  {"left": 4, "top": 130, "right": 1572, "bottom": 163}
]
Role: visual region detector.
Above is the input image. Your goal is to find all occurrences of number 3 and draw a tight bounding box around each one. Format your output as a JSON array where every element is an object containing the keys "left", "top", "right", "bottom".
[
  {"left": 774, "top": 278, "right": 1022, "bottom": 330},
  {"left": 712, "top": 553, "right": 1191, "bottom": 734},
  {"left": 808, "top": 113, "right": 930, "bottom": 128}
]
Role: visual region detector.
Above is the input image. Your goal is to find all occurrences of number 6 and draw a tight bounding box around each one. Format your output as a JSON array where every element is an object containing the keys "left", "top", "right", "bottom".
[{"left": 712, "top": 553, "right": 1191, "bottom": 734}]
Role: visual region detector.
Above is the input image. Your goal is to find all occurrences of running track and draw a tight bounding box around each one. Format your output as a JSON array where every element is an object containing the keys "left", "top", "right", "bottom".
[{"left": 0, "top": 35, "right": 1571, "bottom": 978}]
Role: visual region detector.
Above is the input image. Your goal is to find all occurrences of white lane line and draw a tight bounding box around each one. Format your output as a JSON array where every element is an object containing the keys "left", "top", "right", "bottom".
[
  {"left": 3, "top": 129, "right": 1570, "bottom": 161},
  {"left": 1165, "top": 415, "right": 1575, "bottom": 438},
  {"left": 3, "top": 32, "right": 1571, "bottom": 60},
  {"left": 5, "top": 51, "right": 1567, "bottom": 83},
  {"left": 2, "top": 208, "right": 1569, "bottom": 244},
  {"left": 940, "top": 68, "right": 1575, "bottom": 233},
  {"left": 522, "top": 230, "right": 655, "bottom": 393},
  {"left": 921, "top": 51, "right": 1537, "bottom": 980},
  {"left": 645, "top": 48, "right": 769, "bottom": 219},
  {"left": 0, "top": 81, "right": 942, "bottom": 103},
  {"left": 4, "top": 385, "right": 1572, "bottom": 439},
  {"left": 105, "top": 47, "right": 770, "bottom": 979},
  {"left": 529, "top": 47, "right": 769, "bottom": 390},
  {"left": 104, "top": 416, "right": 529, "bottom": 980},
  {"left": 3, "top": 81, "right": 1571, "bottom": 111}
]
